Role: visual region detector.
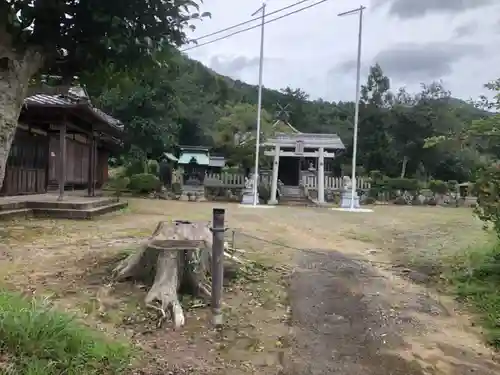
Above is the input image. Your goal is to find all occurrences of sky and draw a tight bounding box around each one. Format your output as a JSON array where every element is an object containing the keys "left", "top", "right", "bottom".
[{"left": 184, "top": 0, "right": 500, "bottom": 103}]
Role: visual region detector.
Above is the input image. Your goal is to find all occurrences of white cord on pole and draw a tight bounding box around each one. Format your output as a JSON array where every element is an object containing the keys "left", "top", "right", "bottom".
[
  {"left": 338, "top": 5, "right": 365, "bottom": 210},
  {"left": 181, "top": 0, "right": 330, "bottom": 52},
  {"left": 193, "top": 0, "right": 311, "bottom": 42}
]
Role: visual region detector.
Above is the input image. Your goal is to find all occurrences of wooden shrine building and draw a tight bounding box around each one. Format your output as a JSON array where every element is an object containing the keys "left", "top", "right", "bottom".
[
  {"left": 177, "top": 146, "right": 226, "bottom": 184},
  {"left": 263, "top": 123, "right": 345, "bottom": 204},
  {"left": 1, "top": 89, "right": 123, "bottom": 199}
]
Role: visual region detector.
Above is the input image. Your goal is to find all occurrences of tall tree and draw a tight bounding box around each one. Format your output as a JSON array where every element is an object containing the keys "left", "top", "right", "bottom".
[
  {"left": 357, "top": 64, "right": 397, "bottom": 174},
  {"left": 92, "top": 61, "right": 180, "bottom": 160},
  {"left": 279, "top": 87, "right": 309, "bottom": 128},
  {"left": 390, "top": 82, "right": 454, "bottom": 177},
  {"left": 0, "top": 0, "right": 207, "bottom": 189},
  {"left": 212, "top": 102, "right": 273, "bottom": 168}
]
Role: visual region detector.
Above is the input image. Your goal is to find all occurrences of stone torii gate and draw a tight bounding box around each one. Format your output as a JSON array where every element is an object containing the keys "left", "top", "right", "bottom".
[{"left": 263, "top": 132, "right": 345, "bottom": 204}]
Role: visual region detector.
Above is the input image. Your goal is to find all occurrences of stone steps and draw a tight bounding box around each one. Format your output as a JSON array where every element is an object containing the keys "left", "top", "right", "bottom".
[
  {"left": 0, "top": 196, "right": 127, "bottom": 220},
  {"left": 0, "top": 208, "right": 32, "bottom": 220},
  {"left": 32, "top": 201, "right": 128, "bottom": 219},
  {"left": 278, "top": 185, "right": 311, "bottom": 206}
]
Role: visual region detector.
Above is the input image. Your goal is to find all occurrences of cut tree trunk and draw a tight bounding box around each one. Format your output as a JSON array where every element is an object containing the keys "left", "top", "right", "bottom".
[
  {"left": 113, "top": 220, "right": 215, "bottom": 329},
  {"left": 0, "top": 41, "right": 44, "bottom": 191}
]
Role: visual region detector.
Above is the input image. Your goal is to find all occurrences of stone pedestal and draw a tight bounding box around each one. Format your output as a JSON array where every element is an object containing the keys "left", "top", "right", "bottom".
[
  {"left": 340, "top": 189, "right": 360, "bottom": 209},
  {"left": 241, "top": 188, "right": 257, "bottom": 205}
]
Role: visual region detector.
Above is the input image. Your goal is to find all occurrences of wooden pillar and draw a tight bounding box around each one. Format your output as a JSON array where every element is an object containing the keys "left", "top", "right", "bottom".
[
  {"left": 318, "top": 146, "right": 325, "bottom": 204},
  {"left": 269, "top": 145, "right": 280, "bottom": 204},
  {"left": 87, "top": 134, "right": 96, "bottom": 197},
  {"left": 57, "top": 124, "right": 67, "bottom": 201}
]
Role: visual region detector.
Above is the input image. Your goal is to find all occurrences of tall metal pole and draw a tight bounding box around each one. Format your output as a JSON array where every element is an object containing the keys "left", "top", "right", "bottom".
[
  {"left": 252, "top": 3, "right": 266, "bottom": 206},
  {"left": 211, "top": 208, "right": 225, "bottom": 327},
  {"left": 338, "top": 5, "right": 365, "bottom": 209}
]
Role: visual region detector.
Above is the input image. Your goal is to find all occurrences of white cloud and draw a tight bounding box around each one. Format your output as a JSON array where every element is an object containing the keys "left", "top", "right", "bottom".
[{"left": 186, "top": 0, "right": 500, "bottom": 102}]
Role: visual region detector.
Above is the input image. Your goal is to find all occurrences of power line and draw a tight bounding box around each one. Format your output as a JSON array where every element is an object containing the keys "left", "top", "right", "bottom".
[
  {"left": 192, "top": 0, "right": 312, "bottom": 42},
  {"left": 180, "top": 0, "right": 331, "bottom": 52}
]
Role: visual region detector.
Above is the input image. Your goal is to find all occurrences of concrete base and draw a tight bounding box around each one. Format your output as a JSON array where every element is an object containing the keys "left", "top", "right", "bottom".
[
  {"left": 331, "top": 207, "right": 373, "bottom": 213},
  {"left": 0, "top": 195, "right": 127, "bottom": 220},
  {"left": 340, "top": 190, "right": 360, "bottom": 209},
  {"left": 267, "top": 199, "right": 278, "bottom": 205},
  {"left": 240, "top": 187, "right": 257, "bottom": 205}
]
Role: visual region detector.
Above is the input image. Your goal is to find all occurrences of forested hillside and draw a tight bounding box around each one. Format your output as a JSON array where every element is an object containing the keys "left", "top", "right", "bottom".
[{"left": 88, "top": 50, "right": 493, "bottom": 182}]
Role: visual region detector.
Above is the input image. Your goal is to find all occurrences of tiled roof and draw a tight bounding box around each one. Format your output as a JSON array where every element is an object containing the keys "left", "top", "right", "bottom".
[
  {"left": 23, "top": 94, "right": 124, "bottom": 131},
  {"left": 24, "top": 94, "right": 71, "bottom": 106},
  {"left": 263, "top": 132, "right": 346, "bottom": 149}
]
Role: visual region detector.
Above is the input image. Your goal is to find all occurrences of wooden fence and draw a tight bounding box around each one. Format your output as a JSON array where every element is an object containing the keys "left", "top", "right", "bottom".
[
  {"left": 204, "top": 172, "right": 272, "bottom": 187},
  {"left": 302, "top": 175, "right": 371, "bottom": 190},
  {"left": 203, "top": 172, "right": 370, "bottom": 190}
]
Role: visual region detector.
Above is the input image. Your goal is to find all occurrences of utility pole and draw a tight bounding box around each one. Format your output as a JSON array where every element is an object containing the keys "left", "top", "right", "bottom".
[
  {"left": 252, "top": 2, "right": 266, "bottom": 206},
  {"left": 338, "top": 5, "right": 365, "bottom": 209},
  {"left": 211, "top": 208, "right": 225, "bottom": 327}
]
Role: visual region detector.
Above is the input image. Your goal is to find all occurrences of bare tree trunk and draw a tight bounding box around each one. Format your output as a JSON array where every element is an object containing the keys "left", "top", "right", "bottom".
[
  {"left": 0, "top": 39, "right": 43, "bottom": 190},
  {"left": 400, "top": 156, "right": 408, "bottom": 178},
  {"left": 113, "top": 221, "right": 214, "bottom": 329}
]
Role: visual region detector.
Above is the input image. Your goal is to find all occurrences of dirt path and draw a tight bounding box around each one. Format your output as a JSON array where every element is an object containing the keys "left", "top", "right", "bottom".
[{"left": 285, "top": 248, "right": 500, "bottom": 375}]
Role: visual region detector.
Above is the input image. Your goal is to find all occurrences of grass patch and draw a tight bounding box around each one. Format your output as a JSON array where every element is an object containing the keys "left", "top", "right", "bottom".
[
  {"left": 0, "top": 291, "right": 132, "bottom": 374},
  {"left": 448, "top": 239, "right": 500, "bottom": 348}
]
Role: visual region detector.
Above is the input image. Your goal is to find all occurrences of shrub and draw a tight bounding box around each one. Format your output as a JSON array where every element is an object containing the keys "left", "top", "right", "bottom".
[
  {"left": 450, "top": 241, "right": 500, "bottom": 348},
  {"left": 385, "top": 178, "right": 420, "bottom": 192},
  {"left": 367, "top": 171, "right": 387, "bottom": 199},
  {"left": 369, "top": 170, "right": 384, "bottom": 183},
  {"left": 147, "top": 159, "right": 160, "bottom": 176},
  {"left": 447, "top": 180, "right": 459, "bottom": 193},
  {"left": 104, "top": 176, "right": 130, "bottom": 198},
  {"left": 128, "top": 173, "right": 161, "bottom": 194},
  {"left": 342, "top": 164, "right": 365, "bottom": 177},
  {"left": 428, "top": 179, "right": 448, "bottom": 195},
  {"left": 124, "top": 159, "right": 146, "bottom": 177},
  {"left": 474, "top": 165, "right": 500, "bottom": 236}
]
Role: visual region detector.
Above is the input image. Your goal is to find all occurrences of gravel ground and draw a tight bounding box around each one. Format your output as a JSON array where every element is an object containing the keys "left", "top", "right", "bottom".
[{"left": 285, "top": 249, "right": 500, "bottom": 375}]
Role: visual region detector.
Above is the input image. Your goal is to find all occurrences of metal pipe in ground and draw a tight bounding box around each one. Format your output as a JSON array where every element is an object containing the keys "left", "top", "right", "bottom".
[{"left": 211, "top": 208, "right": 225, "bottom": 327}]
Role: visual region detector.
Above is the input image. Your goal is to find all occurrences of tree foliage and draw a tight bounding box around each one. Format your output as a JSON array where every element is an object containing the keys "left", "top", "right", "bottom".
[
  {"left": 1, "top": 0, "right": 208, "bottom": 75},
  {"left": 90, "top": 55, "right": 493, "bottom": 184},
  {"left": 89, "top": 60, "right": 180, "bottom": 160},
  {"left": 212, "top": 102, "right": 273, "bottom": 168}
]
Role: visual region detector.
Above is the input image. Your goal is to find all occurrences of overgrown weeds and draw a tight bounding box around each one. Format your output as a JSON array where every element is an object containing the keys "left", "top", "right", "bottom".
[
  {"left": 0, "top": 291, "right": 132, "bottom": 374},
  {"left": 448, "top": 240, "right": 500, "bottom": 348}
]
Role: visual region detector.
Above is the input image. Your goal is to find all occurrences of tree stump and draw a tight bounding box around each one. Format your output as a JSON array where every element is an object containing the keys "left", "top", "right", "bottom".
[{"left": 113, "top": 220, "right": 214, "bottom": 329}]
